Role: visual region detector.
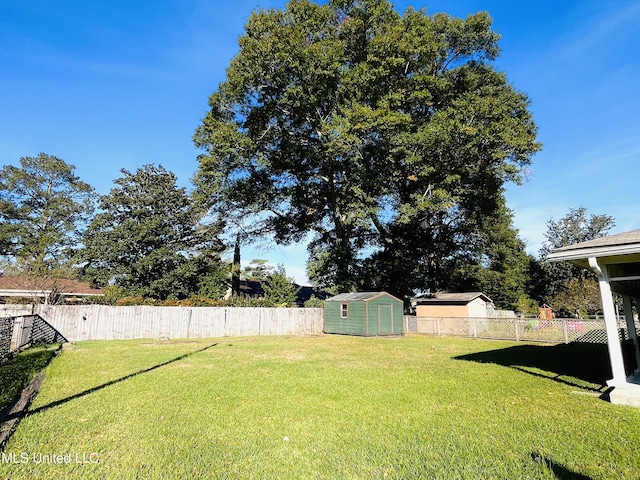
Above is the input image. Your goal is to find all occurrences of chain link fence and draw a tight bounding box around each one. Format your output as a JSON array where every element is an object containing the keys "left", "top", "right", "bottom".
[
  {"left": 0, "top": 315, "right": 67, "bottom": 360},
  {"left": 404, "top": 316, "right": 637, "bottom": 344}
]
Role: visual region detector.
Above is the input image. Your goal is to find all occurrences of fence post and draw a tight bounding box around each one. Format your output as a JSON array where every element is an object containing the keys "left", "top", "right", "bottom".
[
  {"left": 514, "top": 318, "right": 519, "bottom": 341},
  {"left": 472, "top": 318, "right": 477, "bottom": 339},
  {"left": 10, "top": 316, "right": 24, "bottom": 352},
  {"left": 437, "top": 318, "right": 441, "bottom": 337},
  {"left": 562, "top": 319, "right": 569, "bottom": 344}
]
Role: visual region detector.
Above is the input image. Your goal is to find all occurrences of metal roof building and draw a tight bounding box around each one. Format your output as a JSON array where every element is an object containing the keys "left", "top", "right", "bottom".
[
  {"left": 324, "top": 292, "right": 403, "bottom": 336},
  {"left": 412, "top": 292, "right": 494, "bottom": 318}
]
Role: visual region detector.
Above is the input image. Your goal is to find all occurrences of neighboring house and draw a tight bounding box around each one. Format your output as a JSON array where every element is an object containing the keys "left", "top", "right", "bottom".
[
  {"left": 238, "top": 279, "right": 265, "bottom": 298},
  {"left": 296, "top": 286, "right": 331, "bottom": 306},
  {"left": 225, "top": 280, "right": 330, "bottom": 306},
  {"left": 412, "top": 292, "right": 494, "bottom": 318},
  {"left": 0, "top": 276, "right": 104, "bottom": 304},
  {"left": 324, "top": 292, "right": 404, "bottom": 336}
]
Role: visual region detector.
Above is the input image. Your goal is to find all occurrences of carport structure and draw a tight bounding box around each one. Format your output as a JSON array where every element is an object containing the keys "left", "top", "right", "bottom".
[{"left": 548, "top": 229, "right": 640, "bottom": 407}]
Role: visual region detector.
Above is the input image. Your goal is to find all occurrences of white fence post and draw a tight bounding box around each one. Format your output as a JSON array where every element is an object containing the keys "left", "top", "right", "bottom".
[{"left": 10, "top": 316, "right": 24, "bottom": 352}]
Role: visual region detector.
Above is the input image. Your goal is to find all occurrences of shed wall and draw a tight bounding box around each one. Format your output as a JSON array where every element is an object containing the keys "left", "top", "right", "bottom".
[
  {"left": 324, "top": 301, "right": 368, "bottom": 335},
  {"left": 416, "top": 304, "right": 469, "bottom": 318},
  {"left": 467, "top": 298, "right": 488, "bottom": 317}
]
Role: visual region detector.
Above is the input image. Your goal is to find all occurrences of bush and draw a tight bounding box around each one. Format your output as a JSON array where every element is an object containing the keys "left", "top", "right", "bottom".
[
  {"left": 82, "top": 285, "right": 127, "bottom": 305},
  {"left": 303, "top": 296, "right": 325, "bottom": 308},
  {"left": 116, "top": 296, "right": 160, "bottom": 306},
  {"left": 82, "top": 292, "right": 302, "bottom": 308},
  {"left": 178, "top": 296, "right": 225, "bottom": 307},
  {"left": 221, "top": 295, "right": 271, "bottom": 307},
  {"left": 262, "top": 265, "right": 299, "bottom": 307}
]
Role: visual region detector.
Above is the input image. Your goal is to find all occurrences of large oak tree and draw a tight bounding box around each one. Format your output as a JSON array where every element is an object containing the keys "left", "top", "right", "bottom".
[{"left": 194, "top": 0, "right": 540, "bottom": 295}]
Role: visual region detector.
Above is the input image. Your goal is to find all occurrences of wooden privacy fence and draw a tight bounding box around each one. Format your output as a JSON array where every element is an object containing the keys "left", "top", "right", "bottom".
[
  {"left": 0, "top": 305, "right": 34, "bottom": 317},
  {"left": 35, "top": 305, "right": 325, "bottom": 342},
  {"left": 403, "top": 315, "right": 631, "bottom": 344},
  {"left": 5, "top": 307, "right": 626, "bottom": 346}
]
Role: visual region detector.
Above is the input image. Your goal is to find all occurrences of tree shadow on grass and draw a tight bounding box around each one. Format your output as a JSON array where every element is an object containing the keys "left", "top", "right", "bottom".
[
  {"left": 531, "top": 452, "right": 593, "bottom": 480},
  {"left": 454, "top": 342, "right": 612, "bottom": 394},
  {"left": 23, "top": 343, "right": 220, "bottom": 418}
]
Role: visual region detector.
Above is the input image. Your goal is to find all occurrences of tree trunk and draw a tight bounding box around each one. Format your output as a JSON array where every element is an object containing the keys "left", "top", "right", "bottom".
[{"left": 232, "top": 232, "right": 241, "bottom": 297}]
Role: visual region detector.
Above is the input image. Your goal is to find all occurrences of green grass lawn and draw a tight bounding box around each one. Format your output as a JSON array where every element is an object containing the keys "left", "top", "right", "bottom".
[
  {"left": 2, "top": 335, "right": 640, "bottom": 479},
  {"left": 0, "top": 345, "right": 60, "bottom": 415}
]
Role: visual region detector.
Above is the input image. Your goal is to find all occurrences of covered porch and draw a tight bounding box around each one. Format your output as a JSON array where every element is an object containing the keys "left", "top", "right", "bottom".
[{"left": 548, "top": 229, "right": 640, "bottom": 407}]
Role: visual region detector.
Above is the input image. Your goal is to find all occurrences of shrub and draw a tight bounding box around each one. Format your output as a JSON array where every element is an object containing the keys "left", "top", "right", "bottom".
[
  {"left": 178, "top": 296, "right": 225, "bottom": 307},
  {"left": 304, "top": 296, "right": 325, "bottom": 308},
  {"left": 116, "top": 296, "right": 160, "bottom": 306}
]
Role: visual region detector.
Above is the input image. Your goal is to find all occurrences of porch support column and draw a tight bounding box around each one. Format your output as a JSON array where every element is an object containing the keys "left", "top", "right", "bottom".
[{"left": 589, "top": 257, "right": 627, "bottom": 387}]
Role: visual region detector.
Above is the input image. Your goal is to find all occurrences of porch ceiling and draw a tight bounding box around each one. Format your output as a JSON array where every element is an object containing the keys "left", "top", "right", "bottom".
[{"left": 547, "top": 229, "right": 640, "bottom": 298}]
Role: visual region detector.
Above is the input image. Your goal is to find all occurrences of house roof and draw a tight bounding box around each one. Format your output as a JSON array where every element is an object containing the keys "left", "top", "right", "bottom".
[
  {"left": 547, "top": 229, "right": 640, "bottom": 266},
  {"left": 412, "top": 292, "right": 493, "bottom": 305},
  {"left": 234, "top": 280, "right": 330, "bottom": 306},
  {"left": 0, "top": 276, "right": 104, "bottom": 297},
  {"left": 546, "top": 228, "right": 640, "bottom": 297},
  {"left": 326, "top": 292, "right": 402, "bottom": 303}
]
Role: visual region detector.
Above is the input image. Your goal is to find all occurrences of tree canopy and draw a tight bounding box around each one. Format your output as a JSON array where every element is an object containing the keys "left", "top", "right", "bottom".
[
  {"left": 194, "top": 0, "right": 540, "bottom": 297},
  {"left": 243, "top": 259, "right": 276, "bottom": 281},
  {"left": 80, "top": 164, "right": 224, "bottom": 300},
  {"left": 0, "top": 153, "right": 95, "bottom": 276},
  {"left": 262, "top": 264, "right": 300, "bottom": 307},
  {"left": 539, "top": 207, "right": 615, "bottom": 259},
  {"left": 447, "top": 198, "right": 533, "bottom": 309},
  {"left": 538, "top": 206, "right": 615, "bottom": 316}
]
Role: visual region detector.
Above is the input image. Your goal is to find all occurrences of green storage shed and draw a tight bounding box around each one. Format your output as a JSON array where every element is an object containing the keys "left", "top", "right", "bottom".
[{"left": 324, "top": 292, "right": 404, "bottom": 336}]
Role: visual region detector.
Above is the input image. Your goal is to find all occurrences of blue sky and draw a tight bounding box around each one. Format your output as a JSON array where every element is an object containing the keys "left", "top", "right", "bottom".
[{"left": 2, "top": 0, "right": 639, "bottom": 284}]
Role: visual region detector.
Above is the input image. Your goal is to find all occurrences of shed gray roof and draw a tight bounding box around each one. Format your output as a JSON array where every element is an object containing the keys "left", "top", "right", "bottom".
[
  {"left": 412, "top": 292, "right": 493, "bottom": 305},
  {"left": 326, "top": 292, "right": 401, "bottom": 302}
]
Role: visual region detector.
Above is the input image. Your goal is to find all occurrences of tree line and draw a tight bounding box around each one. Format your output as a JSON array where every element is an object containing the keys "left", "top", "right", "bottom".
[
  {"left": 0, "top": 0, "right": 614, "bottom": 314},
  {"left": 0, "top": 154, "right": 611, "bottom": 314},
  {"left": 0, "top": 156, "right": 302, "bottom": 306}
]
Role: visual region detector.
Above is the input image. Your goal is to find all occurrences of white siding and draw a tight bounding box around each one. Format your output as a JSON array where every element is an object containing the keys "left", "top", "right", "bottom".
[{"left": 467, "top": 298, "right": 488, "bottom": 318}]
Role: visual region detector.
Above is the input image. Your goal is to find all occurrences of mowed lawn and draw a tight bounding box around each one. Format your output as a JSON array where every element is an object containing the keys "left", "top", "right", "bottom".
[{"left": 2, "top": 335, "right": 640, "bottom": 479}]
